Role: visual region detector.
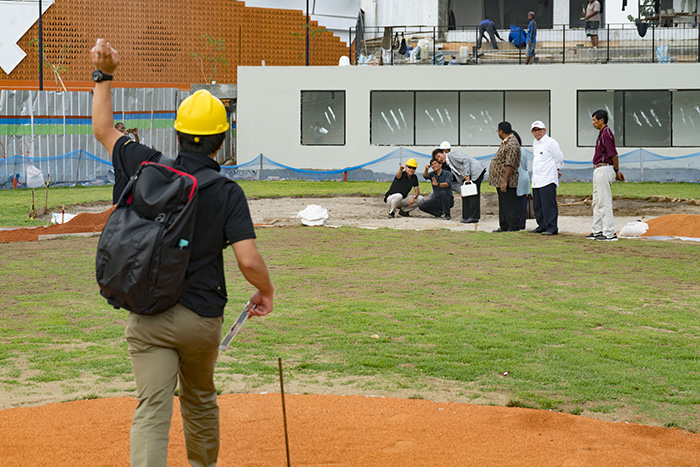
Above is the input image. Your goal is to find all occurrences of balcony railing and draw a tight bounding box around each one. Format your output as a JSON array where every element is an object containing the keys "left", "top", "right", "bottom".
[{"left": 350, "top": 23, "right": 700, "bottom": 65}]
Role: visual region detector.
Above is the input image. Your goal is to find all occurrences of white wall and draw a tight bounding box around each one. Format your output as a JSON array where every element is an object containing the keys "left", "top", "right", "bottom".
[
  {"left": 374, "top": 0, "right": 440, "bottom": 27},
  {"left": 237, "top": 62, "right": 700, "bottom": 169},
  {"left": 242, "top": 0, "right": 360, "bottom": 43},
  {"left": 606, "top": 0, "right": 638, "bottom": 24}
]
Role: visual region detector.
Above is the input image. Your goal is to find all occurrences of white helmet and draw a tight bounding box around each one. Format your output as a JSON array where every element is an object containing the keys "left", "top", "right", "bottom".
[{"left": 439, "top": 141, "right": 451, "bottom": 150}]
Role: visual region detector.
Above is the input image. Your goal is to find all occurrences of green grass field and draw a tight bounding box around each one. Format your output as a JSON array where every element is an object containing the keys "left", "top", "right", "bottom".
[{"left": 0, "top": 182, "right": 699, "bottom": 432}]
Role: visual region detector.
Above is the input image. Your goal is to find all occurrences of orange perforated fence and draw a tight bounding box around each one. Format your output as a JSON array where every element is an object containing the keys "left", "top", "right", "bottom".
[{"left": 1, "top": 0, "right": 348, "bottom": 90}]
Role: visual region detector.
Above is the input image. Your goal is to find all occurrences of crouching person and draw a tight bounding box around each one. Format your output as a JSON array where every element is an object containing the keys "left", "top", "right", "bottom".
[
  {"left": 384, "top": 158, "right": 424, "bottom": 218},
  {"left": 419, "top": 158, "right": 454, "bottom": 220}
]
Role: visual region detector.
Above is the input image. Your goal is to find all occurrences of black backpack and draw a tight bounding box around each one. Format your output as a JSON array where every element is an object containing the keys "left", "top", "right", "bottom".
[{"left": 96, "top": 157, "right": 223, "bottom": 315}]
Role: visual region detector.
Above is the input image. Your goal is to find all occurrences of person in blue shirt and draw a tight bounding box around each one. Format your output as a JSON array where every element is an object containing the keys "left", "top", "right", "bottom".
[
  {"left": 526, "top": 11, "right": 537, "bottom": 65},
  {"left": 508, "top": 25, "right": 528, "bottom": 49},
  {"left": 477, "top": 19, "right": 504, "bottom": 50}
]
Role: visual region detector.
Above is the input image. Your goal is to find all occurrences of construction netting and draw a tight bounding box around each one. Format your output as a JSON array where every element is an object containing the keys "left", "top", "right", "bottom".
[
  {"left": 2, "top": 147, "right": 700, "bottom": 189},
  {"left": 219, "top": 148, "right": 700, "bottom": 183}
]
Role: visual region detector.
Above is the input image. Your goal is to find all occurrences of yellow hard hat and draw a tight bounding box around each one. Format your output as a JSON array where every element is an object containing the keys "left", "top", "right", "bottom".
[
  {"left": 174, "top": 90, "right": 230, "bottom": 135},
  {"left": 405, "top": 158, "right": 418, "bottom": 168}
]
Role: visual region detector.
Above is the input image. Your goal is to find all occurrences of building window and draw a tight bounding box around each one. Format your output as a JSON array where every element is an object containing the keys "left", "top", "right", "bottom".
[
  {"left": 371, "top": 91, "right": 414, "bottom": 145},
  {"left": 301, "top": 91, "right": 345, "bottom": 146},
  {"left": 504, "top": 91, "right": 550, "bottom": 141},
  {"left": 672, "top": 91, "right": 700, "bottom": 147},
  {"left": 578, "top": 90, "right": 690, "bottom": 147},
  {"left": 624, "top": 91, "right": 671, "bottom": 147},
  {"left": 371, "top": 90, "right": 551, "bottom": 147},
  {"left": 460, "top": 91, "right": 503, "bottom": 146},
  {"left": 415, "top": 92, "right": 459, "bottom": 146},
  {"left": 577, "top": 91, "right": 620, "bottom": 147}
]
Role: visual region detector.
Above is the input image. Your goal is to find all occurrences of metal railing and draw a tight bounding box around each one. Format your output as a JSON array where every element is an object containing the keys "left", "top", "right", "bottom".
[{"left": 350, "top": 23, "right": 700, "bottom": 65}]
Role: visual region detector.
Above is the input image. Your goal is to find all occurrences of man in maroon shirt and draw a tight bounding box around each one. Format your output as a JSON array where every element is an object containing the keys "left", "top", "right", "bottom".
[{"left": 587, "top": 109, "right": 625, "bottom": 241}]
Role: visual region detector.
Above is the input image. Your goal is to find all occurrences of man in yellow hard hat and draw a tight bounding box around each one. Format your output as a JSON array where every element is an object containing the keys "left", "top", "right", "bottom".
[
  {"left": 383, "top": 158, "right": 424, "bottom": 218},
  {"left": 91, "top": 38, "right": 274, "bottom": 467}
]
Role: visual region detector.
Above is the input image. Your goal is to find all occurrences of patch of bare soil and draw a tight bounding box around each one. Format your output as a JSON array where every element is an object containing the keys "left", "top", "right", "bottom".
[{"left": 1, "top": 394, "right": 700, "bottom": 466}]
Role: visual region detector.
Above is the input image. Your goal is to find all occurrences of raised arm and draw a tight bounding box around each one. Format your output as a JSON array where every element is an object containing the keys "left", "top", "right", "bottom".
[{"left": 91, "top": 39, "right": 124, "bottom": 154}]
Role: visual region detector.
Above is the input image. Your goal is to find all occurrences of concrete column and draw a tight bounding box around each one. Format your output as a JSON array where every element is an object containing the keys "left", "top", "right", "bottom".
[{"left": 553, "top": 0, "right": 569, "bottom": 26}]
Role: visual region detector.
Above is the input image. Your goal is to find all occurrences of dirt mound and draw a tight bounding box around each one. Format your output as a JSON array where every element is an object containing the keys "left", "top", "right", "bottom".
[
  {"left": 642, "top": 214, "right": 700, "bottom": 238},
  {"left": 1, "top": 394, "right": 699, "bottom": 467},
  {"left": 0, "top": 207, "right": 114, "bottom": 243}
]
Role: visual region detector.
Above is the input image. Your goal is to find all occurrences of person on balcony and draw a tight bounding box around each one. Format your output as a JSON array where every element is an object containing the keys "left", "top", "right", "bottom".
[
  {"left": 581, "top": 0, "right": 602, "bottom": 49},
  {"left": 477, "top": 19, "right": 505, "bottom": 50},
  {"left": 525, "top": 12, "right": 537, "bottom": 64}
]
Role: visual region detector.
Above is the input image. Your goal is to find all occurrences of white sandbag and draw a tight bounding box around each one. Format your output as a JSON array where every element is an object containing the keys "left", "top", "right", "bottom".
[
  {"left": 296, "top": 204, "right": 328, "bottom": 226},
  {"left": 51, "top": 212, "right": 77, "bottom": 224},
  {"left": 619, "top": 221, "right": 649, "bottom": 237},
  {"left": 26, "top": 163, "right": 45, "bottom": 188}
]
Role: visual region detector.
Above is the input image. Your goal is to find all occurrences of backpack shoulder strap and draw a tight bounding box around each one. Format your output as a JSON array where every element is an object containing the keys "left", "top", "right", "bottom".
[
  {"left": 193, "top": 167, "right": 227, "bottom": 190},
  {"left": 157, "top": 154, "right": 176, "bottom": 167}
]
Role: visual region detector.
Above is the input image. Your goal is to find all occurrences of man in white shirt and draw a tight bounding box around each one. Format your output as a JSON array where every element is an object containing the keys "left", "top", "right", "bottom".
[{"left": 530, "top": 121, "right": 564, "bottom": 235}]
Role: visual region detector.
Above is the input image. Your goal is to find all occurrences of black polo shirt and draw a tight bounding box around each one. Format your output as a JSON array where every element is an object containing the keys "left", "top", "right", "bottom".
[
  {"left": 112, "top": 136, "right": 256, "bottom": 317},
  {"left": 384, "top": 171, "right": 418, "bottom": 201}
]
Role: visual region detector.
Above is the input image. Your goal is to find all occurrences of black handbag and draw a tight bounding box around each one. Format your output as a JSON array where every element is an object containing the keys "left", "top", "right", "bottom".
[{"left": 398, "top": 33, "right": 407, "bottom": 55}]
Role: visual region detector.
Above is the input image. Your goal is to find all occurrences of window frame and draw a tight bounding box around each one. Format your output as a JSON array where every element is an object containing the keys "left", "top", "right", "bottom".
[{"left": 300, "top": 90, "right": 346, "bottom": 146}]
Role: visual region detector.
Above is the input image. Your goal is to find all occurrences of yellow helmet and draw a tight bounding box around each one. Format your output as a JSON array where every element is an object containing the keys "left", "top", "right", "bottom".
[
  {"left": 174, "top": 90, "right": 230, "bottom": 135},
  {"left": 405, "top": 158, "right": 418, "bottom": 168}
]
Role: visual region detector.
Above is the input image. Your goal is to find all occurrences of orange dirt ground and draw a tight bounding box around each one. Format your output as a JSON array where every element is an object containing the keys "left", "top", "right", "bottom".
[
  {"left": 2, "top": 394, "right": 700, "bottom": 466},
  {"left": 642, "top": 214, "right": 700, "bottom": 238}
]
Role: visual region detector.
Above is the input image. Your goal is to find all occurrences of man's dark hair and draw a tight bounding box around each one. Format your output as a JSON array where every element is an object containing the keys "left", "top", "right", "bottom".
[
  {"left": 431, "top": 148, "right": 443, "bottom": 157},
  {"left": 592, "top": 109, "right": 608, "bottom": 123},
  {"left": 430, "top": 157, "right": 440, "bottom": 164},
  {"left": 177, "top": 131, "right": 226, "bottom": 156},
  {"left": 498, "top": 121, "right": 512, "bottom": 134},
  {"left": 512, "top": 130, "right": 522, "bottom": 146}
]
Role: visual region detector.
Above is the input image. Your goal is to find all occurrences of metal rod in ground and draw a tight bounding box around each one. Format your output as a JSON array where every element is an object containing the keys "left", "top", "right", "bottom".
[{"left": 278, "top": 357, "right": 291, "bottom": 467}]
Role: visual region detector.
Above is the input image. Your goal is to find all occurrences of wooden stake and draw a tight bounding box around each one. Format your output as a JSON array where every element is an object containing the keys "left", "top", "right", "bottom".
[
  {"left": 278, "top": 358, "right": 291, "bottom": 467},
  {"left": 44, "top": 173, "right": 50, "bottom": 210},
  {"left": 30, "top": 189, "right": 36, "bottom": 219}
]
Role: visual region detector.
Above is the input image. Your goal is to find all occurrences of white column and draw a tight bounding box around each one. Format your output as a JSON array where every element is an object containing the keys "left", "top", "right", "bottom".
[{"left": 553, "top": 0, "right": 569, "bottom": 26}]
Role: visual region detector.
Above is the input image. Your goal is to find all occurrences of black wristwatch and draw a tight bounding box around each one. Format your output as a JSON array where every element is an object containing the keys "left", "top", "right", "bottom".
[{"left": 92, "top": 70, "right": 113, "bottom": 82}]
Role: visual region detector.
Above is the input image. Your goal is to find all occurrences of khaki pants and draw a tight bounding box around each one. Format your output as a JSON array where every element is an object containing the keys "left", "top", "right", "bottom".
[
  {"left": 385, "top": 193, "right": 424, "bottom": 215},
  {"left": 126, "top": 303, "right": 223, "bottom": 467},
  {"left": 592, "top": 166, "right": 616, "bottom": 238}
]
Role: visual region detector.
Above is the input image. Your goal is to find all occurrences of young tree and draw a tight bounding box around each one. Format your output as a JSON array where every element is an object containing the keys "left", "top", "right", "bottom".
[
  {"left": 191, "top": 34, "right": 228, "bottom": 83},
  {"left": 29, "top": 39, "right": 70, "bottom": 92}
]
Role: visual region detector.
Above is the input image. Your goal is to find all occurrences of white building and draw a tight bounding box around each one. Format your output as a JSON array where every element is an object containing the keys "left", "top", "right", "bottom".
[{"left": 236, "top": 0, "right": 700, "bottom": 175}]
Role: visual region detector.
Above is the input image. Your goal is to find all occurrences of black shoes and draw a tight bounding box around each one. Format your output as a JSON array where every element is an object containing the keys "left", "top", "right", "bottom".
[
  {"left": 387, "top": 212, "right": 395, "bottom": 219},
  {"left": 444, "top": 215, "right": 451, "bottom": 220},
  {"left": 398, "top": 210, "right": 410, "bottom": 217},
  {"left": 461, "top": 218, "right": 478, "bottom": 224},
  {"left": 585, "top": 232, "right": 618, "bottom": 241}
]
